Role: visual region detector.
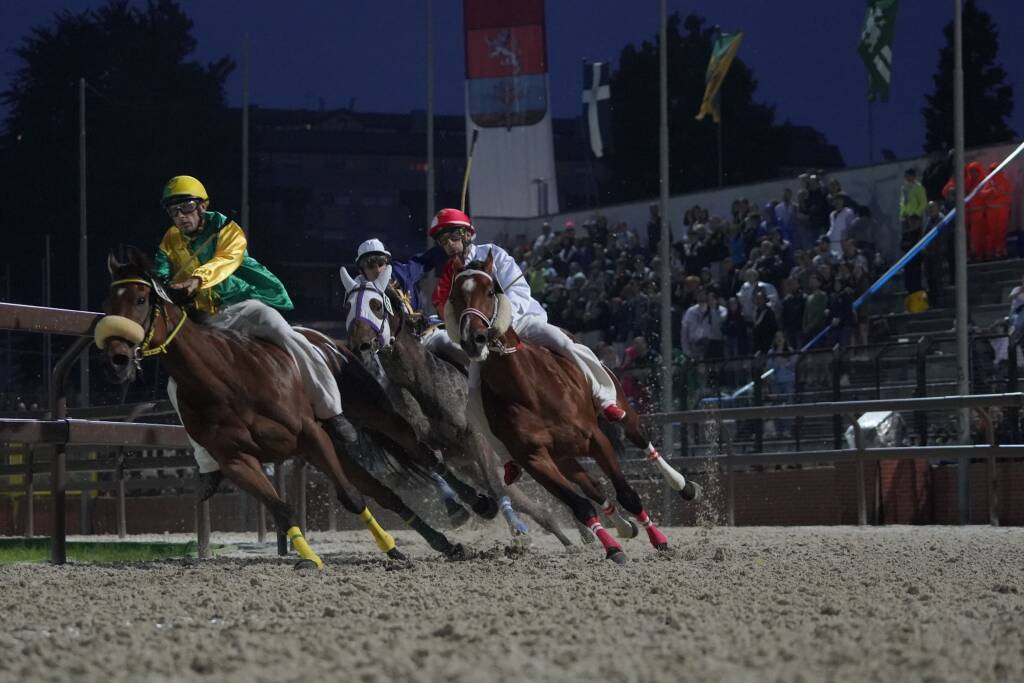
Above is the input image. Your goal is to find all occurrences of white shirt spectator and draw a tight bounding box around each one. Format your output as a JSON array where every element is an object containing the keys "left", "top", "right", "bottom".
[
  {"left": 680, "top": 303, "right": 726, "bottom": 357},
  {"left": 737, "top": 280, "right": 781, "bottom": 322},
  {"left": 827, "top": 206, "right": 856, "bottom": 255},
  {"left": 533, "top": 229, "right": 555, "bottom": 252}
]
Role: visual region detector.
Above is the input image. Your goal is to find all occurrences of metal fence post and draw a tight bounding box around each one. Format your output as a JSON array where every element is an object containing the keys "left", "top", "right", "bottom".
[
  {"left": 915, "top": 336, "right": 930, "bottom": 445},
  {"left": 49, "top": 335, "right": 93, "bottom": 565},
  {"left": 275, "top": 463, "right": 287, "bottom": 556},
  {"left": 752, "top": 353, "right": 765, "bottom": 454},
  {"left": 24, "top": 447, "right": 34, "bottom": 538},
  {"left": 1008, "top": 334, "right": 1020, "bottom": 442},
  {"left": 831, "top": 344, "right": 842, "bottom": 450}
]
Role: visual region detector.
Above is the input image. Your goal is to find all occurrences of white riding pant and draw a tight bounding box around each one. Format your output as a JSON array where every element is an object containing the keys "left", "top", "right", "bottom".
[{"left": 170, "top": 299, "right": 344, "bottom": 473}]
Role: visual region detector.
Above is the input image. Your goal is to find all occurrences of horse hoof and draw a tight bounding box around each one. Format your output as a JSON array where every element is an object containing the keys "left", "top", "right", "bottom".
[
  {"left": 617, "top": 519, "right": 640, "bottom": 540},
  {"left": 605, "top": 548, "right": 627, "bottom": 565},
  {"left": 293, "top": 559, "right": 321, "bottom": 572},
  {"left": 446, "top": 502, "right": 471, "bottom": 529},
  {"left": 654, "top": 542, "right": 670, "bottom": 552},
  {"left": 680, "top": 480, "right": 703, "bottom": 502},
  {"left": 444, "top": 543, "right": 471, "bottom": 561},
  {"left": 386, "top": 548, "right": 408, "bottom": 561},
  {"left": 472, "top": 494, "right": 500, "bottom": 520}
]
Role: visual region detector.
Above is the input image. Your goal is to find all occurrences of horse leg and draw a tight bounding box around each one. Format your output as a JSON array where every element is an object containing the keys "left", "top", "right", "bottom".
[
  {"left": 220, "top": 454, "right": 324, "bottom": 570},
  {"left": 520, "top": 450, "right": 625, "bottom": 565},
  {"left": 297, "top": 421, "right": 405, "bottom": 559},
  {"left": 337, "top": 449, "right": 465, "bottom": 559},
  {"left": 430, "top": 471, "right": 472, "bottom": 528},
  {"left": 553, "top": 456, "right": 639, "bottom": 541},
  {"left": 589, "top": 431, "right": 670, "bottom": 551},
  {"left": 380, "top": 420, "right": 499, "bottom": 520}
]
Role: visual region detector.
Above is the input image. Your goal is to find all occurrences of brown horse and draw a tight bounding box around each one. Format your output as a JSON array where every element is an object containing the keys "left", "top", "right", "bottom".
[
  {"left": 98, "top": 248, "right": 460, "bottom": 566},
  {"left": 446, "top": 252, "right": 699, "bottom": 563}
]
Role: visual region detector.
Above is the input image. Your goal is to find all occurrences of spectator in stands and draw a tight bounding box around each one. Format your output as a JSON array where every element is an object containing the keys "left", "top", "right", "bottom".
[
  {"left": 775, "top": 188, "right": 799, "bottom": 247},
  {"left": 755, "top": 240, "right": 786, "bottom": 288},
  {"left": 719, "top": 256, "right": 742, "bottom": 298},
  {"left": 681, "top": 288, "right": 726, "bottom": 361},
  {"left": 899, "top": 168, "right": 927, "bottom": 297},
  {"left": 812, "top": 235, "right": 835, "bottom": 267},
  {"left": 790, "top": 250, "right": 813, "bottom": 292},
  {"left": 738, "top": 268, "right": 780, "bottom": 322},
  {"left": 827, "top": 193, "right": 855, "bottom": 256},
  {"left": 780, "top": 278, "right": 806, "bottom": 350},
  {"left": 846, "top": 205, "right": 879, "bottom": 267},
  {"left": 766, "top": 331, "right": 798, "bottom": 434},
  {"left": 647, "top": 203, "right": 667, "bottom": 255},
  {"left": 840, "top": 238, "right": 868, "bottom": 272},
  {"left": 802, "top": 274, "right": 829, "bottom": 341},
  {"left": 595, "top": 341, "right": 620, "bottom": 370},
  {"left": 621, "top": 335, "right": 655, "bottom": 410},
  {"left": 829, "top": 276, "right": 857, "bottom": 350},
  {"left": 565, "top": 261, "right": 587, "bottom": 290},
  {"left": 922, "top": 201, "right": 948, "bottom": 308},
  {"left": 922, "top": 147, "right": 953, "bottom": 202},
  {"left": 723, "top": 296, "right": 748, "bottom": 358},
  {"left": 801, "top": 174, "right": 831, "bottom": 234},
  {"left": 752, "top": 289, "right": 779, "bottom": 354}
]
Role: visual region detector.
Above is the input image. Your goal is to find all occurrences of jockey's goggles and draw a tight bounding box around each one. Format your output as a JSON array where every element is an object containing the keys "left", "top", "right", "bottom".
[
  {"left": 358, "top": 254, "right": 390, "bottom": 269},
  {"left": 166, "top": 199, "right": 200, "bottom": 217},
  {"left": 435, "top": 229, "right": 465, "bottom": 246}
]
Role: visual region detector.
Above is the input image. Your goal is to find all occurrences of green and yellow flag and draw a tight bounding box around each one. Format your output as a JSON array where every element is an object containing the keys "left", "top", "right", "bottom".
[
  {"left": 695, "top": 31, "right": 744, "bottom": 123},
  {"left": 858, "top": 0, "right": 898, "bottom": 102}
]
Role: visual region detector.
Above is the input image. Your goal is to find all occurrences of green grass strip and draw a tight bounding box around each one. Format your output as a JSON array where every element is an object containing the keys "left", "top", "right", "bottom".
[{"left": 0, "top": 538, "right": 224, "bottom": 564}]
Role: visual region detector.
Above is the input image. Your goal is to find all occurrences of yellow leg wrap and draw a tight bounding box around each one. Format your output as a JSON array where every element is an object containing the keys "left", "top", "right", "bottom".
[
  {"left": 359, "top": 508, "right": 396, "bottom": 553},
  {"left": 286, "top": 526, "right": 323, "bottom": 569}
]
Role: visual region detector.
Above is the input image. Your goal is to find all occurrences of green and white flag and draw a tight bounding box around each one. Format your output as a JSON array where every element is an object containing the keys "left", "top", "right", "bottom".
[{"left": 858, "top": 0, "right": 898, "bottom": 102}]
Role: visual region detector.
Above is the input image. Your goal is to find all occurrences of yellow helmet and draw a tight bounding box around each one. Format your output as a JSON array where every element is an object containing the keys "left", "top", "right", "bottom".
[{"left": 161, "top": 175, "right": 209, "bottom": 206}]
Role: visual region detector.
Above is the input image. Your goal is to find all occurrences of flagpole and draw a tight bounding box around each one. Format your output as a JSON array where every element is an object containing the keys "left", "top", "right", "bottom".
[
  {"left": 426, "top": 0, "right": 436, "bottom": 234},
  {"left": 717, "top": 115, "right": 724, "bottom": 187},
  {"left": 952, "top": 0, "right": 969, "bottom": 523},
  {"left": 78, "top": 77, "right": 89, "bottom": 408},
  {"left": 658, "top": 0, "right": 673, "bottom": 459},
  {"left": 867, "top": 99, "right": 874, "bottom": 163}
]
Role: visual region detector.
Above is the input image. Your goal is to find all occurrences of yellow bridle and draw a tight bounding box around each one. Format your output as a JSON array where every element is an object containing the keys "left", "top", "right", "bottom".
[{"left": 98, "top": 278, "right": 187, "bottom": 357}]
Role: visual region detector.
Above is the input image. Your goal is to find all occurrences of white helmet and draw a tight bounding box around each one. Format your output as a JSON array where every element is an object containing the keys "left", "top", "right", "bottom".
[{"left": 356, "top": 238, "right": 391, "bottom": 262}]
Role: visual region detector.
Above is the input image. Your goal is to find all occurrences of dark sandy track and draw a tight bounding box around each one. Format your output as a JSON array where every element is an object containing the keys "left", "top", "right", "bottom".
[{"left": 2, "top": 525, "right": 1023, "bottom": 682}]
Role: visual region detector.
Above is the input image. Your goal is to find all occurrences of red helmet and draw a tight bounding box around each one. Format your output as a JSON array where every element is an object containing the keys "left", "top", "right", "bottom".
[{"left": 429, "top": 208, "right": 475, "bottom": 239}]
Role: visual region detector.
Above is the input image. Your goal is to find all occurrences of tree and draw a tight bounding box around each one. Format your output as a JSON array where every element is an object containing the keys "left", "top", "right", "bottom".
[
  {"left": 0, "top": 0, "right": 236, "bottom": 309},
  {"left": 605, "top": 13, "right": 840, "bottom": 203},
  {"left": 923, "top": 0, "right": 1014, "bottom": 152}
]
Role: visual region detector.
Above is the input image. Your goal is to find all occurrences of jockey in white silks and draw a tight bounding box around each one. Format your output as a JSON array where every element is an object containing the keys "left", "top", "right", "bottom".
[{"left": 426, "top": 209, "right": 626, "bottom": 423}]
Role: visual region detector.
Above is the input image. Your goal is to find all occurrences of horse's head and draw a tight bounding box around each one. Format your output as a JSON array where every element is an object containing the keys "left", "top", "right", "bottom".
[
  {"left": 445, "top": 251, "right": 513, "bottom": 362},
  {"left": 98, "top": 246, "right": 179, "bottom": 384},
  {"left": 339, "top": 266, "right": 396, "bottom": 365}
]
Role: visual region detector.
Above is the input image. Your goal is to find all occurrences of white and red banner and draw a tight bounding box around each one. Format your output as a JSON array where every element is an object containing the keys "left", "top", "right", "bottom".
[{"left": 463, "top": 0, "right": 558, "bottom": 217}]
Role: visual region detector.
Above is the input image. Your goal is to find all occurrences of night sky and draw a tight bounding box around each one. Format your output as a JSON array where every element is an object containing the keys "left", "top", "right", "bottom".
[{"left": 2, "top": 0, "right": 1022, "bottom": 169}]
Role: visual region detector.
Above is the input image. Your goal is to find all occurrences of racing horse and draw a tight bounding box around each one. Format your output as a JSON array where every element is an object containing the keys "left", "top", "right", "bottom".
[
  {"left": 446, "top": 252, "right": 700, "bottom": 563},
  {"left": 99, "top": 248, "right": 475, "bottom": 564},
  {"left": 339, "top": 267, "right": 577, "bottom": 546}
]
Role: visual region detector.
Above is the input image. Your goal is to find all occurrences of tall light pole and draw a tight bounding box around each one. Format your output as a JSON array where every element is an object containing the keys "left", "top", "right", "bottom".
[
  {"left": 953, "top": 0, "right": 969, "bottom": 524},
  {"left": 78, "top": 78, "right": 89, "bottom": 407},
  {"left": 658, "top": 0, "right": 673, "bottom": 455},
  {"left": 241, "top": 34, "right": 251, "bottom": 237}
]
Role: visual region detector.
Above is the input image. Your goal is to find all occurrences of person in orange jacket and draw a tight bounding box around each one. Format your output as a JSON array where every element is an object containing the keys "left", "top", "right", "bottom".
[
  {"left": 981, "top": 162, "right": 1012, "bottom": 260},
  {"left": 943, "top": 161, "right": 986, "bottom": 260}
]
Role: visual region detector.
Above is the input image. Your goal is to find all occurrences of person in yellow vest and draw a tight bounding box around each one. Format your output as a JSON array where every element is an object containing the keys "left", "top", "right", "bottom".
[{"left": 155, "top": 175, "right": 359, "bottom": 499}]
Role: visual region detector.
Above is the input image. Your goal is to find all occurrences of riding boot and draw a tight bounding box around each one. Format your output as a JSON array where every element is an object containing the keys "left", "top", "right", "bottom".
[
  {"left": 197, "top": 471, "right": 224, "bottom": 502},
  {"left": 323, "top": 413, "right": 360, "bottom": 453}
]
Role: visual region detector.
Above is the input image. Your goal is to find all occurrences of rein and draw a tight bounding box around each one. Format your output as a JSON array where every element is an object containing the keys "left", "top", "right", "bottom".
[
  {"left": 452, "top": 269, "right": 518, "bottom": 356},
  {"left": 107, "top": 277, "right": 187, "bottom": 357}
]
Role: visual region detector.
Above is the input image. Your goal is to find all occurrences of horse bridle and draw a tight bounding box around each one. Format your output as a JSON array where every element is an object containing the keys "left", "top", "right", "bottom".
[
  {"left": 452, "top": 269, "right": 517, "bottom": 355},
  {"left": 346, "top": 282, "right": 394, "bottom": 355},
  {"left": 105, "top": 277, "right": 187, "bottom": 368}
]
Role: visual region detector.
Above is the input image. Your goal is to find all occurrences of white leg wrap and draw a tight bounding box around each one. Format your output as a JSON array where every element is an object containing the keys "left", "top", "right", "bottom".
[{"left": 646, "top": 443, "right": 688, "bottom": 491}]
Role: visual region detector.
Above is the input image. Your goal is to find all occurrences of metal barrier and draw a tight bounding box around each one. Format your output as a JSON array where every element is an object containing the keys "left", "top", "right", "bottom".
[
  {"left": 0, "top": 302, "right": 206, "bottom": 564},
  {"left": 644, "top": 392, "right": 1024, "bottom": 527}
]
